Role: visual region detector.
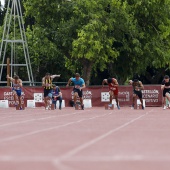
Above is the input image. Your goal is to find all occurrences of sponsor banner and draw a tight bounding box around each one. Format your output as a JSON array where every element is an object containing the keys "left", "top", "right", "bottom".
[{"left": 0, "top": 85, "right": 162, "bottom": 107}]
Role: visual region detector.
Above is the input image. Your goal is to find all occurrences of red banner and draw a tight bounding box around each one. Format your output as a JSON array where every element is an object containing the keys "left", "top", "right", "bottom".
[{"left": 0, "top": 85, "right": 162, "bottom": 107}]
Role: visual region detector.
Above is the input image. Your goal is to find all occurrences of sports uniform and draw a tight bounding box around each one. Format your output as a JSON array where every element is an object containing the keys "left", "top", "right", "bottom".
[
  {"left": 108, "top": 78, "right": 118, "bottom": 95},
  {"left": 67, "top": 73, "right": 85, "bottom": 110},
  {"left": 43, "top": 78, "right": 53, "bottom": 98},
  {"left": 12, "top": 82, "right": 22, "bottom": 96},
  {"left": 130, "top": 79, "right": 144, "bottom": 110},
  {"left": 161, "top": 76, "right": 170, "bottom": 110},
  {"left": 102, "top": 77, "right": 120, "bottom": 109},
  {"left": 161, "top": 79, "right": 170, "bottom": 97},
  {"left": 71, "top": 78, "right": 85, "bottom": 97},
  {"left": 132, "top": 80, "right": 143, "bottom": 99},
  {"left": 51, "top": 86, "right": 62, "bottom": 109}
]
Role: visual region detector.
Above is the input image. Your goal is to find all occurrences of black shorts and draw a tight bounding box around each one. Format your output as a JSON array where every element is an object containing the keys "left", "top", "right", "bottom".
[
  {"left": 163, "top": 89, "right": 170, "bottom": 97},
  {"left": 133, "top": 90, "right": 142, "bottom": 99},
  {"left": 44, "top": 89, "right": 52, "bottom": 97},
  {"left": 73, "top": 88, "right": 83, "bottom": 98}
]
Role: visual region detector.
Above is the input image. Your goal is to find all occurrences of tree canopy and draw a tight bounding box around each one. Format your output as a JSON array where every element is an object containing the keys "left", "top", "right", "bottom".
[{"left": 0, "top": 0, "right": 170, "bottom": 85}]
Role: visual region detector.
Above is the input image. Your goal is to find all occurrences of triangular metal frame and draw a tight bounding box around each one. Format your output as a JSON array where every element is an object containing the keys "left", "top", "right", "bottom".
[{"left": 0, "top": 0, "right": 34, "bottom": 85}]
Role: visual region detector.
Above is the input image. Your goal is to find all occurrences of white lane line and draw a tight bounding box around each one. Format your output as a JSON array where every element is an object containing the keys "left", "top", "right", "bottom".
[
  {"left": 1, "top": 153, "right": 170, "bottom": 163},
  {"left": 57, "top": 109, "right": 153, "bottom": 161},
  {"left": 0, "top": 112, "right": 113, "bottom": 143},
  {"left": 0, "top": 111, "right": 85, "bottom": 128},
  {"left": 1, "top": 154, "right": 170, "bottom": 162}
]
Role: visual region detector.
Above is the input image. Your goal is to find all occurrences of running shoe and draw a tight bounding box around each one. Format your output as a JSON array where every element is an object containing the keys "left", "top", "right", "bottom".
[
  {"left": 163, "top": 105, "right": 166, "bottom": 110},
  {"left": 117, "top": 105, "right": 120, "bottom": 110},
  {"left": 142, "top": 105, "right": 144, "bottom": 110}
]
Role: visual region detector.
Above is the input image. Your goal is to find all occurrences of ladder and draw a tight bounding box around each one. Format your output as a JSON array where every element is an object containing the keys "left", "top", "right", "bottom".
[{"left": 0, "top": 0, "right": 34, "bottom": 85}]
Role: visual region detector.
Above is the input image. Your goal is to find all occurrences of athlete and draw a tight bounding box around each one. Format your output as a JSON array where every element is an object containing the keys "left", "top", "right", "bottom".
[
  {"left": 129, "top": 79, "right": 144, "bottom": 109},
  {"left": 42, "top": 73, "right": 60, "bottom": 110},
  {"left": 161, "top": 75, "right": 170, "bottom": 110},
  {"left": 51, "top": 84, "right": 62, "bottom": 110},
  {"left": 66, "top": 73, "right": 85, "bottom": 110},
  {"left": 6, "top": 74, "right": 23, "bottom": 109},
  {"left": 102, "top": 78, "right": 120, "bottom": 109}
]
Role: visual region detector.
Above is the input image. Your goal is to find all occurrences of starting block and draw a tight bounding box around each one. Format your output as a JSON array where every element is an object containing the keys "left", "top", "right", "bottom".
[
  {"left": 105, "top": 104, "right": 114, "bottom": 110},
  {"left": 134, "top": 99, "right": 145, "bottom": 109},
  {"left": 75, "top": 103, "right": 82, "bottom": 110},
  {"left": 0, "top": 100, "right": 9, "bottom": 108},
  {"left": 16, "top": 104, "right": 25, "bottom": 110},
  {"left": 27, "top": 100, "right": 35, "bottom": 108}
]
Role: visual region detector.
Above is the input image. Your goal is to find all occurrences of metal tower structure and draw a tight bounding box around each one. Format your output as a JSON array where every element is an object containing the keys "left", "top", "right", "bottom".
[{"left": 0, "top": 0, "right": 34, "bottom": 85}]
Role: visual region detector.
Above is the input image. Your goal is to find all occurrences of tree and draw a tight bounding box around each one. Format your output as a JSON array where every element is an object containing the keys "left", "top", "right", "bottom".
[{"left": 23, "top": 0, "right": 170, "bottom": 85}]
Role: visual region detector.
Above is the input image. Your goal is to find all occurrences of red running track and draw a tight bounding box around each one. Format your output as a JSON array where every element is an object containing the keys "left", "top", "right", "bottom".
[{"left": 0, "top": 106, "right": 170, "bottom": 170}]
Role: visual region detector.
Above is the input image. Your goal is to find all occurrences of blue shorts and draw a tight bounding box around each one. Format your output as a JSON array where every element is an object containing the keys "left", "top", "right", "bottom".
[
  {"left": 73, "top": 88, "right": 83, "bottom": 98},
  {"left": 48, "top": 93, "right": 53, "bottom": 99},
  {"left": 13, "top": 88, "right": 22, "bottom": 96}
]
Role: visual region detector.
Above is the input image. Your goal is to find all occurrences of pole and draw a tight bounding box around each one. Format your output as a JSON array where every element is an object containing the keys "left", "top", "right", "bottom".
[{"left": 7, "top": 58, "right": 10, "bottom": 86}]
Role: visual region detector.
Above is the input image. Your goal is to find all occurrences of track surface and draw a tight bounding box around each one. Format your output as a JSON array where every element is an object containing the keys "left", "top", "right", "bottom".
[{"left": 0, "top": 106, "right": 170, "bottom": 170}]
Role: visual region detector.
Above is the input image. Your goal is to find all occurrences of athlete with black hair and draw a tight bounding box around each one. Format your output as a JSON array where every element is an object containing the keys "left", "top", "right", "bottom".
[
  {"left": 161, "top": 75, "right": 170, "bottom": 110},
  {"left": 66, "top": 73, "right": 85, "bottom": 110},
  {"left": 7, "top": 74, "right": 23, "bottom": 110},
  {"left": 42, "top": 73, "right": 60, "bottom": 110},
  {"left": 129, "top": 79, "right": 144, "bottom": 109},
  {"left": 102, "top": 78, "right": 120, "bottom": 109}
]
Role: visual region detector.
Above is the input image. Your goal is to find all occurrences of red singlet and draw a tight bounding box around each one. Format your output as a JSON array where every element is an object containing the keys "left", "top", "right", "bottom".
[{"left": 108, "top": 78, "right": 118, "bottom": 95}]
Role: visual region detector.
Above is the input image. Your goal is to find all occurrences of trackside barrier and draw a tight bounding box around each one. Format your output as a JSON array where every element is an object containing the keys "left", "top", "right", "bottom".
[{"left": 0, "top": 85, "right": 162, "bottom": 107}]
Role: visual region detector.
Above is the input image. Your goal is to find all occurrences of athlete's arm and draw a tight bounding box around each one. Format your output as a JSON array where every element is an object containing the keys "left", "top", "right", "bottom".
[
  {"left": 113, "top": 79, "right": 119, "bottom": 87},
  {"left": 102, "top": 79, "right": 108, "bottom": 87},
  {"left": 80, "top": 83, "right": 86, "bottom": 91},
  {"left": 18, "top": 79, "right": 23, "bottom": 88},
  {"left": 161, "top": 85, "right": 165, "bottom": 90},
  {"left": 51, "top": 74, "right": 60, "bottom": 79},
  {"left": 138, "top": 81, "right": 144, "bottom": 90},
  {"left": 129, "top": 80, "right": 133, "bottom": 85},
  {"left": 58, "top": 88, "right": 62, "bottom": 97},
  {"left": 42, "top": 77, "right": 46, "bottom": 87},
  {"left": 66, "top": 78, "right": 72, "bottom": 87},
  {"left": 6, "top": 75, "right": 14, "bottom": 81},
  {"left": 54, "top": 92, "right": 62, "bottom": 98}
]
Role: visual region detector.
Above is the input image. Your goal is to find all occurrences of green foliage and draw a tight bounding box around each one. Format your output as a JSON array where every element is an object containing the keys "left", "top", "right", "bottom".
[{"left": 0, "top": 0, "right": 170, "bottom": 84}]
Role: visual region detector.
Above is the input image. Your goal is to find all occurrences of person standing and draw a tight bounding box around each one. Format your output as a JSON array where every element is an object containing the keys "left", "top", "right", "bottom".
[
  {"left": 102, "top": 78, "right": 120, "bottom": 109},
  {"left": 129, "top": 79, "right": 144, "bottom": 109},
  {"left": 6, "top": 74, "right": 23, "bottom": 110},
  {"left": 42, "top": 73, "right": 60, "bottom": 110},
  {"left": 51, "top": 84, "right": 62, "bottom": 110},
  {"left": 161, "top": 75, "right": 170, "bottom": 110},
  {"left": 66, "top": 73, "right": 85, "bottom": 110}
]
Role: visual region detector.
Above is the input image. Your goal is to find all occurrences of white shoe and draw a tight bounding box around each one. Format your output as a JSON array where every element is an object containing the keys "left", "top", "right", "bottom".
[{"left": 163, "top": 105, "right": 166, "bottom": 110}]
